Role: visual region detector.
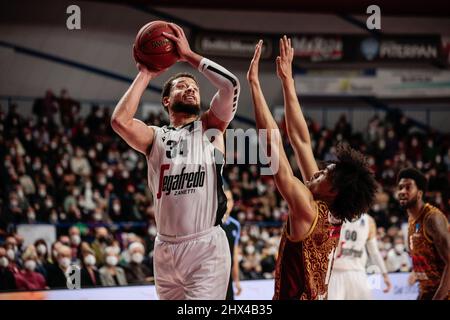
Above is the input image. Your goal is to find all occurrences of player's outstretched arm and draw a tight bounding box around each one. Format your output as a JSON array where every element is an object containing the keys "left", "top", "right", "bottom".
[
  {"left": 164, "top": 23, "right": 240, "bottom": 132},
  {"left": 276, "top": 36, "right": 319, "bottom": 182},
  {"left": 367, "top": 215, "right": 392, "bottom": 293},
  {"left": 111, "top": 64, "right": 165, "bottom": 155},
  {"left": 248, "top": 40, "right": 316, "bottom": 240},
  {"left": 425, "top": 213, "right": 450, "bottom": 300}
]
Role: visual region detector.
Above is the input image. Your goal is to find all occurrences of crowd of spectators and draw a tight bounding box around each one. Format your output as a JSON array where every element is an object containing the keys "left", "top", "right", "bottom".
[{"left": 0, "top": 89, "right": 448, "bottom": 291}]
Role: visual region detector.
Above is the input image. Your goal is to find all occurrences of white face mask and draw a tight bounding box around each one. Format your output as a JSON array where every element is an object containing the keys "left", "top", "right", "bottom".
[
  {"left": 28, "top": 211, "right": 36, "bottom": 220},
  {"left": 384, "top": 243, "right": 392, "bottom": 250},
  {"left": 240, "top": 235, "right": 249, "bottom": 243},
  {"left": 148, "top": 226, "right": 157, "bottom": 237},
  {"left": 37, "top": 244, "right": 47, "bottom": 255},
  {"left": 131, "top": 253, "right": 144, "bottom": 264},
  {"left": 395, "top": 244, "right": 405, "bottom": 253},
  {"left": 93, "top": 213, "right": 103, "bottom": 221},
  {"left": 6, "top": 249, "right": 15, "bottom": 261},
  {"left": 106, "top": 255, "right": 118, "bottom": 266},
  {"left": 71, "top": 235, "right": 81, "bottom": 246},
  {"left": 59, "top": 257, "right": 71, "bottom": 269},
  {"left": 245, "top": 245, "right": 255, "bottom": 255},
  {"left": 0, "top": 257, "right": 9, "bottom": 267},
  {"left": 25, "top": 260, "right": 37, "bottom": 271},
  {"left": 84, "top": 254, "right": 96, "bottom": 266}
]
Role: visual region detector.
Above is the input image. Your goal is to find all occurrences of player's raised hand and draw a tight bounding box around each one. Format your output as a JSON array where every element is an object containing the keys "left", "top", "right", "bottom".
[
  {"left": 247, "top": 40, "right": 263, "bottom": 84},
  {"left": 276, "top": 35, "right": 294, "bottom": 81},
  {"left": 163, "top": 23, "right": 192, "bottom": 62}
]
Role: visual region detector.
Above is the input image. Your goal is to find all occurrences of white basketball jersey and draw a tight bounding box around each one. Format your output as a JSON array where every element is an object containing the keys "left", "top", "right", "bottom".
[
  {"left": 147, "top": 120, "right": 227, "bottom": 237},
  {"left": 333, "top": 214, "right": 370, "bottom": 271}
]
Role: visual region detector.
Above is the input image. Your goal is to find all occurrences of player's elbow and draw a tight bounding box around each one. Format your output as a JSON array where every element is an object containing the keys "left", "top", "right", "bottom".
[
  {"left": 223, "top": 74, "right": 240, "bottom": 97},
  {"left": 233, "top": 75, "right": 241, "bottom": 93},
  {"left": 110, "top": 116, "right": 127, "bottom": 133}
]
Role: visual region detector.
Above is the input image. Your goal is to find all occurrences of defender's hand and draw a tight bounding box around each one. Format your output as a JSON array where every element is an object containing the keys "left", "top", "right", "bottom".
[
  {"left": 247, "top": 40, "right": 263, "bottom": 84},
  {"left": 276, "top": 35, "right": 294, "bottom": 81}
]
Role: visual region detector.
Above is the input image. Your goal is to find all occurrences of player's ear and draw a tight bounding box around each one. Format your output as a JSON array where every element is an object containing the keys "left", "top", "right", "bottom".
[
  {"left": 417, "top": 190, "right": 423, "bottom": 199},
  {"left": 162, "top": 96, "right": 170, "bottom": 108}
]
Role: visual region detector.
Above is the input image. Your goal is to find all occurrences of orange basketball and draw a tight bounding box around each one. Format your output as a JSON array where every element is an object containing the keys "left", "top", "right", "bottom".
[{"left": 133, "top": 21, "right": 179, "bottom": 71}]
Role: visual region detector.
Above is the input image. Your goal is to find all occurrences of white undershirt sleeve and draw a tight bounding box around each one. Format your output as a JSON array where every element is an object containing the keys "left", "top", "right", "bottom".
[
  {"left": 198, "top": 58, "right": 240, "bottom": 123},
  {"left": 366, "top": 237, "right": 388, "bottom": 274}
]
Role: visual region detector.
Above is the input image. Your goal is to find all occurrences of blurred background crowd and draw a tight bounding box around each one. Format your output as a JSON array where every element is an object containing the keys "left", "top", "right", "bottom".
[{"left": 0, "top": 88, "right": 448, "bottom": 291}]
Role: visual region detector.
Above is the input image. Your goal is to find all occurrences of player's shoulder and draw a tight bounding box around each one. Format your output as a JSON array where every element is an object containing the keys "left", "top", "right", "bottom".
[
  {"left": 425, "top": 202, "right": 444, "bottom": 214},
  {"left": 423, "top": 203, "right": 446, "bottom": 223}
]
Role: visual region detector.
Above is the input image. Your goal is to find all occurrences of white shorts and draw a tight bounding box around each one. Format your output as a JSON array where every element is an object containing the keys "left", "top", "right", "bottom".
[
  {"left": 154, "top": 226, "right": 231, "bottom": 300},
  {"left": 328, "top": 270, "right": 372, "bottom": 300}
]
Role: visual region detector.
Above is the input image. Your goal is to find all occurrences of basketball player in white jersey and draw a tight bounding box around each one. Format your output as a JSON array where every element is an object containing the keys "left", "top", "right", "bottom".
[
  {"left": 328, "top": 213, "right": 392, "bottom": 299},
  {"left": 111, "top": 23, "right": 240, "bottom": 299}
]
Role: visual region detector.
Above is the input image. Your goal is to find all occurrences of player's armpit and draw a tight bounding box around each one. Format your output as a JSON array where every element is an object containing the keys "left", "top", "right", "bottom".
[{"left": 111, "top": 118, "right": 155, "bottom": 155}]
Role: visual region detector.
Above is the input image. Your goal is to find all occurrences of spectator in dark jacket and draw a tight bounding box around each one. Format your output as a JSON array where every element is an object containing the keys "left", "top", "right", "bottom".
[
  {"left": 0, "top": 246, "right": 17, "bottom": 291},
  {"left": 80, "top": 243, "right": 101, "bottom": 288},
  {"left": 46, "top": 245, "right": 71, "bottom": 289},
  {"left": 124, "top": 242, "right": 153, "bottom": 284}
]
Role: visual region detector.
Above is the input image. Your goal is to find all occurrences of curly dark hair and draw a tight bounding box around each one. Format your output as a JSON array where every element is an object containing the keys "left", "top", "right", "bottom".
[
  {"left": 397, "top": 168, "right": 427, "bottom": 192},
  {"left": 161, "top": 73, "right": 198, "bottom": 113},
  {"left": 328, "top": 143, "right": 377, "bottom": 222}
]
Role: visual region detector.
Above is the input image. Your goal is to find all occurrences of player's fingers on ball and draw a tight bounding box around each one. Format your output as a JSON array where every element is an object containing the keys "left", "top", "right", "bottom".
[
  {"left": 173, "top": 24, "right": 185, "bottom": 37},
  {"left": 162, "top": 32, "right": 175, "bottom": 41},
  {"left": 178, "top": 25, "right": 187, "bottom": 37},
  {"left": 168, "top": 23, "right": 180, "bottom": 37}
]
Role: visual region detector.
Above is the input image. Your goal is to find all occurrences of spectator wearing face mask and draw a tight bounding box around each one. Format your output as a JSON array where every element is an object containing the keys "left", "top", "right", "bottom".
[
  {"left": 15, "top": 246, "right": 47, "bottom": 290},
  {"left": 33, "top": 239, "right": 50, "bottom": 278},
  {"left": 68, "top": 226, "right": 82, "bottom": 261},
  {"left": 99, "top": 246, "right": 127, "bottom": 287},
  {"left": 386, "top": 236, "right": 412, "bottom": 273},
  {"left": 124, "top": 242, "right": 153, "bottom": 284},
  {"left": 0, "top": 246, "right": 17, "bottom": 291},
  {"left": 80, "top": 243, "right": 100, "bottom": 288},
  {"left": 46, "top": 245, "right": 72, "bottom": 288},
  {"left": 5, "top": 243, "right": 21, "bottom": 275},
  {"left": 91, "top": 227, "right": 110, "bottom": 266},
  {"left": 5, "top": 235, "right": 22, "bottom": 266}
]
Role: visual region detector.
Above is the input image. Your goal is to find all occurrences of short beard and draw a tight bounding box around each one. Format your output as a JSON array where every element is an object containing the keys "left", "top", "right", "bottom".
[
  {"left": 171, "top": 101, "right": 200, "bottom": 116},
  {"left": 400, "top": 195, "right": 418, "bottom": 209}
]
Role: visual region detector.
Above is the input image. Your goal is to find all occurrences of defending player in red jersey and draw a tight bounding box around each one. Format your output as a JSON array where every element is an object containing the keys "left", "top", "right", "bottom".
[
  {"left": 397, "top": 168, "right": 450, "bottom": 300},
  {"left": 247, "top": 37, "right": 377, "bottom": 300}
]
